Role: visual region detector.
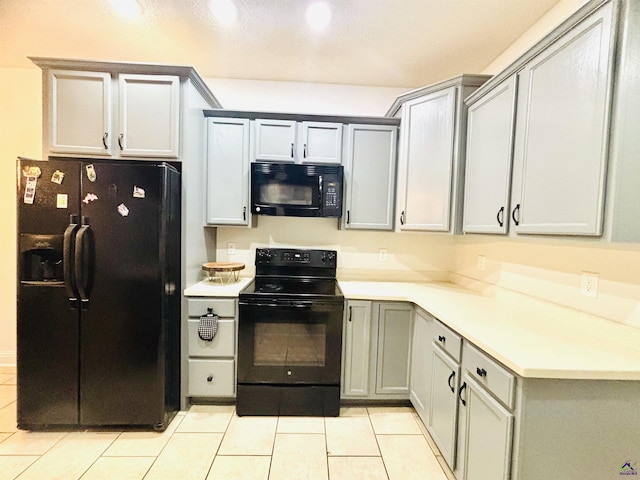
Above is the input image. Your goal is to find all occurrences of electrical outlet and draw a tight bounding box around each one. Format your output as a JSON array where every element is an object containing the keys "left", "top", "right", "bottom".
[
  {"left": 580, "top": 272, "right": 599, "bottom": 298},
  {"left": 378, "top": 249, "right": 388, "bottom": 262},
  {"left": 477, "top": 255, "right": 486, "bottom": 272},
  {"left": 227, "top": 243, "right": 236, "bottom": 255}
]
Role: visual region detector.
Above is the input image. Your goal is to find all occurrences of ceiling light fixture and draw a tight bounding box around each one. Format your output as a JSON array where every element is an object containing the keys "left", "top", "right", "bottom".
[
  {"left": 208, "top": 0, "right": 238, "bottom": 27},
  {"left": 306, "top": 1, "right": 331, "bottom": 33},
  {"left": 108, "top": 0, "right": 143, "bottom": 19}
]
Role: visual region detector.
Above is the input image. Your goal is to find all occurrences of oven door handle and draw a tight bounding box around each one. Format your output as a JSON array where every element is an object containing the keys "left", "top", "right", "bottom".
[{"left": 239, "top": 300, "right": 314, "bottom": 309}]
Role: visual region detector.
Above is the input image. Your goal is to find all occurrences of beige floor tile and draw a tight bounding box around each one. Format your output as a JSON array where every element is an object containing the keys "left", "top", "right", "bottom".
[
  {"left": 0, "top": 386, "right": 16, "bottom": 410},
  {"left": 0, "top": 431, "right": 67, "bottom": 455},
  {"left": 102, "top": 413, "right": 182, "bottom": 457},
  {"left": 0, "top": 455, "right": 39, "bottom": 480},
  {"left": 207, "top": 455, "right": 271, "bottom": 480},
  {"left": 269, "top": 433, "right": 328, "bottom": 480},
  {"left": 411, "top": 412, "right": 442, "bottom": 455},
  {"left": 218, "top": 416, "right": 277, "bottom": 456},
  {"left": 277, "top": 416, "right": 325, "bottom": 434},
  {"left": 325, "top": 416, "right": 379, "bottom": 456},
  {"left": 0, "top": 375, "right": 15, "bottom": 385},
  {"left": 367, "top": 407, "right": 422, "bottom": 435},
  {"left": 143, "top": 433, "right": 222, "bottom": 480},
  {"left": 0, "top": 433, "right": 10, "bottom": 443},
  {"left": 177, "top": 404, "right": 235, "bottom": 433},
  {"left": 15, "top": 431, "right": 118, "bottom": 480},
  {"left": 0, "top": 402, "right": 17, "bottom": 433},
  {"left": 79, "top": 457, "right": 155, "bottom": 480},
  {"left": 0, "top": 367, "right": 16, "bottom": 375},
  {"left": 338, "top": 407, "right": 369, "bottom": 417},
  {"left": 328, "top": 456, "right": 389, "bottom": 480},
  {"left": 377, "top": 435, "right": 448, "bottom": 480}
]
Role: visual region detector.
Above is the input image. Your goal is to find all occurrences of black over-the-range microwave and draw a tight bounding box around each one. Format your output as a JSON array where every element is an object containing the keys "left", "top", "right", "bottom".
[{"left": 250, "top": 162, "right": 344, "bottom": 218}]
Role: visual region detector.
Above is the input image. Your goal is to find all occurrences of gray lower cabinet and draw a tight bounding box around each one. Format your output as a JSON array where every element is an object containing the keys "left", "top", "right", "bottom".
[
  {"left": 409, "top": 309, "right": 433, "bottom": 424},
  {"left": 342, "top": 124, "right": 397, "bottom": 230},
  {"left": 186, "top": 298, "right": 237, "bottom": 398},
  {"left": 428, "top": 345, "right": 460, "bottom": 468},
  {"left": 205, "top": 117, "right": 251, "bottom": 226},
  {"left": 341, "top": 301, "right": 413, "bottom": 400}
]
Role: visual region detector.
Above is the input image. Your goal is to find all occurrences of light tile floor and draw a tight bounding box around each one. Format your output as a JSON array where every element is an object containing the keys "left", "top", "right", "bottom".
[{"left": 0, "top": 366, "right": 455, "bottom": 480}]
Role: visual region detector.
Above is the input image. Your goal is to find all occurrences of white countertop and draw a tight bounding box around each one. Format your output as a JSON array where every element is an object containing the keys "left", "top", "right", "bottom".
[
  {"left": 183, "top": 277, "right": 640, "bottom": 381},
  {"left": 184, "top": 277, "right": 253, "bottom": 297},
  {"left": 339, "top": 281, "right": 640, "bottom": 381}
]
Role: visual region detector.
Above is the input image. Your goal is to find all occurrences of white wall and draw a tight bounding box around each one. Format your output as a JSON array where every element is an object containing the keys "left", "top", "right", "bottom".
[{"left": 0, "top": 67, "right": 42, "bottom": 365}]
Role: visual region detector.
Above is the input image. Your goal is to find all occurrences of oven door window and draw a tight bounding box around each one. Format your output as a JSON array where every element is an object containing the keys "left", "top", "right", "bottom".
[{"left": 238, "top": 301, "right": 343, "bottom": 385}]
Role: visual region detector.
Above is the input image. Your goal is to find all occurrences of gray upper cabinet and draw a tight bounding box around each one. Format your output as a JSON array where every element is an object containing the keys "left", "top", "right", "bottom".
[
  {"left": 463, "top": 76, "right": 517, "bottom": 234},
  {"left": 206, "top": 117, "right": 251, "bottom": 226},
  {"left": 117, "top": 74, "right": 180, "bottom": 158},
  {"left": 389, "top": 75, "right": 490, "bottom": 234},
  {"left": 343, "top": 124, "right": 397, "bottom": 230},
  {"left": 300, "top": 121, "right": 343, "bottom": 164},
  {"left": 253, "top": 119, "right": 297, "bottom": 162},
  {"left": 46, "top": 69, "right": 180, "bottom": 159},
  {"left": 253, "top": 118, "right": 343, "bottom": 164},
  {"left": 47, "top": 70, "right": 112, "bottom": 156},
  {"left": 510, "top": 1, "right": 615, "bottom": 235}
]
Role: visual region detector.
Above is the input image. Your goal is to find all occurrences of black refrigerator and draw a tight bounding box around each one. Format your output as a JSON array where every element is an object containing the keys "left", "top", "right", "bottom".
[{"left": 16, "top": 157, "right": 180, "bottom": 430}]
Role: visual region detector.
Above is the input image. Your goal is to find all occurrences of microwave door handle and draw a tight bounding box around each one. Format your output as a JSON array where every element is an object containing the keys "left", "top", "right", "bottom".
[{"left": 318, "top": 175, "right": 323, "bottom": 206}]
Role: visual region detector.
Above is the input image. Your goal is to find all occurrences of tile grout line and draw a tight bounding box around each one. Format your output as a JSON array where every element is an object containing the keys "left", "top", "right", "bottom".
[{"left": 366, "top": 407, "right": 391, "bottom": 480}]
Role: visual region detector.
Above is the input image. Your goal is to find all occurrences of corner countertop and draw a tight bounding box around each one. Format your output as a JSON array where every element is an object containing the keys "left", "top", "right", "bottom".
[
  {"left": 183, "top": 277, "right": 640, "bottom": 381},
  {"left": 339, "top": 280, "right": 640, "bottom": 382}
]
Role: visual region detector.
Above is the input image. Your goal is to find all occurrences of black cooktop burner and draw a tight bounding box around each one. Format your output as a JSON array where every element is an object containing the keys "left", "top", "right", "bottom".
[{"left": 241, "top": 276, "right": 342, "bottom": 298}]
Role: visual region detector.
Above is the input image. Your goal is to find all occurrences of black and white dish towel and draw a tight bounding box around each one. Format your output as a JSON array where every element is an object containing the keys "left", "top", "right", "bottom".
[{"left": 198, "top": 308, "right": 218, "bottom": 341}]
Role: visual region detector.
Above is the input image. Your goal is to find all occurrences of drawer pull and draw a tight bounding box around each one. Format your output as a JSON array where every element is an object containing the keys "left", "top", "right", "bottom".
[
  {"left": 458, "top": 382, "right": 467, "bottom": 406},
  {"left": 476, "top": 367, "right": 487, "bottom": 378},
  {"left": 447, "top": 371, "right": 455, "bottom": 393},
  {"left": 438, "top": 335, "right": 446, "bottom": 343},
  {"left": 207, "top": 375, "right": 214, "bottom": 382}
]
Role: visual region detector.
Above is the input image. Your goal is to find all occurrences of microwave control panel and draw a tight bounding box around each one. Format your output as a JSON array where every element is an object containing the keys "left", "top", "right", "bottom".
[{"left": 324, "top": 182, "right": 339, "bottom": 207}]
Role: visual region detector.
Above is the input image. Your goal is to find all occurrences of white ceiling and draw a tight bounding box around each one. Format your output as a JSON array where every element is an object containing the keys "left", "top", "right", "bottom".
[{"left": 0, "top": 0, "right": 563, "bottom": 88}]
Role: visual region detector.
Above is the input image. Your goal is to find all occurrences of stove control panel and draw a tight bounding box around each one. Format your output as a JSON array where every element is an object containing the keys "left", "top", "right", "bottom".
[{"left": 255, "top": 248, "right": 337, "bottom": 269}]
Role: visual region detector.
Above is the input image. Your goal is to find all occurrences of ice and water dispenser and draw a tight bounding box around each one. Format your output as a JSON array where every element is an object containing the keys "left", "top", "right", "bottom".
[{"left": 20, "top": 234, "right": 64, "bottom": 283}]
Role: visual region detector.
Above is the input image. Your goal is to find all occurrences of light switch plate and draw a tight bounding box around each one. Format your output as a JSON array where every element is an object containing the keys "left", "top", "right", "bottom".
[
  {"left": 379, "top": 249, "right": 388, "bottom": 262},
  {"left": 227, "top": 243, "right": 236, "bottom": 255},
  {"left": 477, "top": 255, "right": 486, "bottom": 272}
]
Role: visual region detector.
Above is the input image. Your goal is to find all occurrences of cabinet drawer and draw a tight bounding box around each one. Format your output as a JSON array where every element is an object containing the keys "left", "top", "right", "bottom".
[
  {"left": 187, "top": 298, "right": 236, "bottom": 318},
  {"left": 432, "top": 321, "right": 462, "bottom": 362},
  {"left": 188, "top": 359, "right": 235, "bottom": 397},
  {"left": 187, "top": 318, "right": 235, "bottom": 357},
  {"left": 462, "top": 343, "right": 516, "bottom": 409}
]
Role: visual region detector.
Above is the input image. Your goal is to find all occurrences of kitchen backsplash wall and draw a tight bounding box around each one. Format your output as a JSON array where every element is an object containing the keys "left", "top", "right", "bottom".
[
  {"left": 454, "top": 235, "right": 640, "bottom": 329},
  {"left": 213, "top": 217, "right": 455, "bottom": 282}
]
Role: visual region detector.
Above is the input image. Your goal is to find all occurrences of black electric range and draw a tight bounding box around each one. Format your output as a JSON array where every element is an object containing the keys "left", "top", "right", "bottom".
[{"left": 237, "top": 248, "right": 344, "bottom": 416}]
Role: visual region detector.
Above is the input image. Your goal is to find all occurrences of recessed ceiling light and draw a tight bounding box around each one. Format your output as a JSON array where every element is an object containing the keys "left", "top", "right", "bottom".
[
  {"left": 208, "top": 0, "right": 238, "bottom": 27},
  {"left": 108, "top": 0, "right": 143, "bottom": 19},
  {"left": 306, "top": 1, "right": 331, "bottom": 33}
]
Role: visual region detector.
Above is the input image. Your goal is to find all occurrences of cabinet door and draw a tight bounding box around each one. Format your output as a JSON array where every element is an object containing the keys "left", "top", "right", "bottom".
[
  {"left": 428, "top": 345, "right": 460, "bottom": 468},
  {"left": 457, "top": 374, "right": 513, "bottom": 480},
  {"left": 510, "top": 2, "right": 615, "bottom": 235},
  {"left": 375, "top": 303, "right": 413, "bottom": 396},
  {"left": 48, "top": 70, "right": 112, "bottom": 156},
  {"left": 341, "top": 301, "right": 372, "bottom": 397},
  {"left": 206, "top": 118, "right": 251, "bottom": 226},
  {"left": 118, "top": 74, "right": 180, "bottom": 158},
  {"left": 410, "top": 309, "right": 433, "bottom": 425},
  {"left": 397, "top": 87, "right": 456, "bottom": 231},
  {"left": 254, "top": 119, "right": 297, "bottom": 162},
  {"left": 300, "top": 121, "right": 343, "bottom": 164},
  {"left": 463, "top": 77, "right": 517, "bottom": 234},
  {"left": 344, "top": 124, "right": 397, "bottom": 230}
]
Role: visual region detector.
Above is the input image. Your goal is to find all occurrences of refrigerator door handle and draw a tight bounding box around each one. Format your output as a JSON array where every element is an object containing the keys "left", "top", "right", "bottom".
[
  {"left": 74, "top": 217, "right": 95, "bottom": 304},
  {"left": 63, "top": 216, "right": 80, "bottom": 302}
]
